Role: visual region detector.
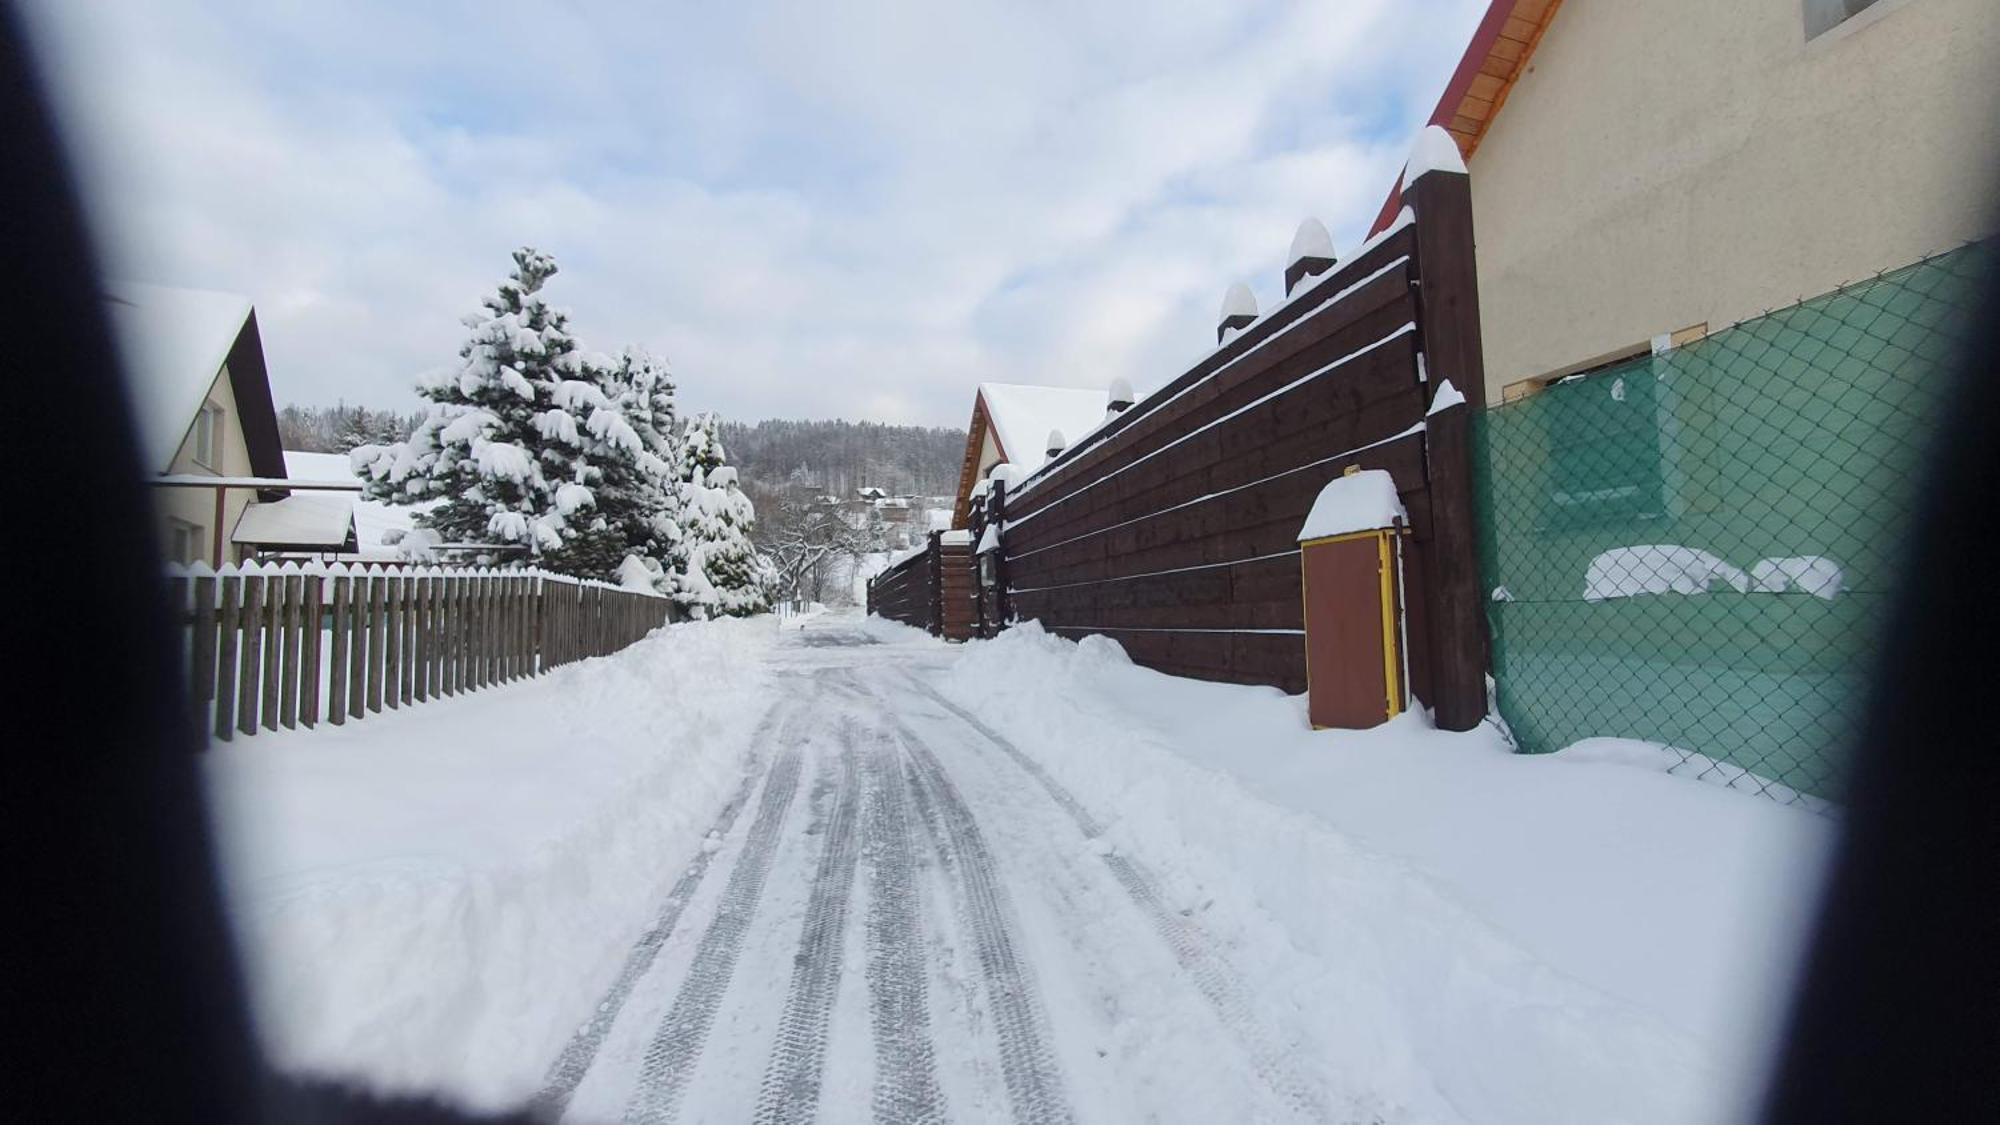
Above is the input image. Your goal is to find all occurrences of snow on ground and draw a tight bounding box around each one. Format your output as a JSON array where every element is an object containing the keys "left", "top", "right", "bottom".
[
  {"left": 205, "top": 608, "right": 1835, "bottom": 1123},
  {"left": 203, "top": 616, "right": 778, "bottom": 1110},
  {"left": 935, "top": 621, "right": 1837, "bottom": 1123}
]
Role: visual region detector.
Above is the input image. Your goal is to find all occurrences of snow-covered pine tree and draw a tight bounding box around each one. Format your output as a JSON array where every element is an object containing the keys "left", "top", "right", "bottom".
[
  {"left": 680, "top": 465, "right": 771, "bottom": 617},
  {"left": 353, "top": 248, "right": 600, "bottom": 556},
  {"left": 555, "top": 347, "right": 685, "bottom": 585},
  {"left": 678, "top": 412, "right": 726, "bottom": 489},
  {"left": 672, "top": 414, "right": 770, "bottom": 616}
]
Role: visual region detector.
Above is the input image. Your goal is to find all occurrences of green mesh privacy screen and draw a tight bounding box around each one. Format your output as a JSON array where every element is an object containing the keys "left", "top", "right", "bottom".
[{"left": 1476, "top": 242, "right": 1990, "bottom": 805}]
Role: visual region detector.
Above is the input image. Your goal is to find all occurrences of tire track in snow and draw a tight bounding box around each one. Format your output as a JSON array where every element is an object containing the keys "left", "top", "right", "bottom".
[
  {"left": 886, "top": 705, "right": 1074, "bottom": 1125},
  {"left": 859, "top": 725, "right": 947, "bottom": 1125},
  {"left": 623, "top": 730, "right": 808, "bottom": 1124},
  {"left": 752, "top": 726, "right": 863, "bottom": 1125},
  {"left": 901, "top": 673, "right": 1336, "bottom": 1123},
  {"left": 532, "top": 696, "right": 798, "bottom": 1121}
]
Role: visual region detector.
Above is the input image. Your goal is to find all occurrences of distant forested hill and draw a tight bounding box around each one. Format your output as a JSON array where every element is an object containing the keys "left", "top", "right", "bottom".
[{"left": 719, "top": 419, "right": 965, "bottom": 498}]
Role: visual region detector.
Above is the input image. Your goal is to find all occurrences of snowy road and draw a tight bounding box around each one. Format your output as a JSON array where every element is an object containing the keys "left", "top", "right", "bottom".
[{"left": 532, "top": 624, "right": 1332, "bottom": 1124}]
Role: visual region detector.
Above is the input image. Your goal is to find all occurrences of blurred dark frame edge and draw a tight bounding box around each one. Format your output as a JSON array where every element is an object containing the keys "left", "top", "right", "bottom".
[{"left": 1, "top": 2, "right": 1991, "bottom": 1121}]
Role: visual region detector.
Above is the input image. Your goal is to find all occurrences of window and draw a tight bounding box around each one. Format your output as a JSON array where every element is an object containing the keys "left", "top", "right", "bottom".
[
  {"left": 168, "top": 519, "right": 201, "bottom": 564},
  {"left": 1805, "top": 0, "right": 1882, "bottom": 39},
  {"left": 192, "top": 400, "right": 224, "bottom": 468},
  {"left": 1542, "top": 362, "right": 1668, "bottom": 529}
]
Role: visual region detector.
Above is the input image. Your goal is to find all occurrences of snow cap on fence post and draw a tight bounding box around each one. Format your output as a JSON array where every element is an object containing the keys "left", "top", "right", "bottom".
[
  {"left": 1106, "top": 377, "right": 1135, "bottom": 416},
  {"left": 1285, "top": 218, "right": 1338, "bottom": 296},
  {"left": 1405, "top": 124, "right": 1468, "bottom": 184},
  {"left": 1218, "top": 281, "right": 1258, "bottom": 343}
]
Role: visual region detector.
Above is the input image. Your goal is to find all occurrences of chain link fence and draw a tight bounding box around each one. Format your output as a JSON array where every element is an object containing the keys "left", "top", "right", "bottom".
[{"left": 1476, "top": 241, "right": 1992, "bottom": 807}]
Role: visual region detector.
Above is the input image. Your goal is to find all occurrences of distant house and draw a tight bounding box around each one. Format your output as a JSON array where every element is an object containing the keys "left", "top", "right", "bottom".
[
  {"left": 951, "top": 382, "right": 1111, "bottom": 527},
  {"left": 1368, "top": 0, "right": 1998, "bottom": 401},
  {"left": 109, "top": 283, "right": 358, "bottom": 564}
]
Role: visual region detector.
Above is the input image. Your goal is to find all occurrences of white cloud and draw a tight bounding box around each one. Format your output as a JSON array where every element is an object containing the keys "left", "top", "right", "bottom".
[{"left": 22, "top": 0, "right": 1484, "bottom": 427}]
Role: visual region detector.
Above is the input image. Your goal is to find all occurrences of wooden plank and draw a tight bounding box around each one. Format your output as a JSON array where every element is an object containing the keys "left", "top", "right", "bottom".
[
  {"left": 399, "top": 573, "right": 416, "bottom": 704},
  {"left": 190, "top": 574, "right": 218, "bottom": 720},
  {"left": 348, "top": 572, "right": 368, "bottom": 720},
  {"left": 328, "top": 575, "right": 349, "bottom": 725},
  {"left": 508, "top": 575, "right": 523, "bottom": 678},
  {"left": 1007, "top": 229, "right": 1419, "bottom": 516},
  {"left": 440, "top": 573, "right": 453, "bottom": 691},
  {"left": 1406, "top": 165, "right": 1490, "bottom": 732},
  {"left": 279, "top": 572, "right": 301, "bottom": 729},
  {"left": 406, "top": 572, "right": 422, "bottom": 696},
  {"left": 300, "top": 573, "right": 322, "bottom": 728},
  {"left": 259, "top": 572, "right": 282, "bottom": 731},
  {"left": 384, "top": 574, "right": 403, "bottom": 709},
  {"left": 238, "top": 575, "right": 263, "bottom": 737},
  {"left": 473, "top": 575, "right": 489, "bottom": 688},
  {"left": 214, "top": 575, "right": 240, "bottom": 742},
  {"left": 367, "top": 571, "right": 386, "bottom": 713}
]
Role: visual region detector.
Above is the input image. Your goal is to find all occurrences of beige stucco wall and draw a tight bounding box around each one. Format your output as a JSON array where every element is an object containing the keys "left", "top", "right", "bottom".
[
  {"left": 1468, "top": 0, "right": 2000, "bottom": 398},
  {"left": 153, "top": 364, "right": 257, "bottom": 565}
]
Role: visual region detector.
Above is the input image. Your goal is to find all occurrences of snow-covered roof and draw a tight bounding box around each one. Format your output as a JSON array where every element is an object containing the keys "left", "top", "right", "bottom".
[
  {"left": 283, "top": 451, "right": 434, "bottom": 553},
  {"left": 232, "top": 492, "right": 356, "bottom": 548},
  {"left": 1298, "top": 469, "right": 1407, "bottom": 542},
  {"left": 977, "top": 382, "right": 1109, "bottom": 476},
  {"left": 105, "top": 282, "right": 255, "bottom": 473}
]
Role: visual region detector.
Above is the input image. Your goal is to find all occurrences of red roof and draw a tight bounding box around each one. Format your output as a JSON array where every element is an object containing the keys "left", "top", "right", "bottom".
[{"left": 1366, "top": 0, "right": 1566, "bottom": 236}]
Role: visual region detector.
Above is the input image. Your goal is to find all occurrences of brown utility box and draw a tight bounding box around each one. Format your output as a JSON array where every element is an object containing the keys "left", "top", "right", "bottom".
[{"left": 1298, "top": 470, "right": 1409, "bottom": 730}]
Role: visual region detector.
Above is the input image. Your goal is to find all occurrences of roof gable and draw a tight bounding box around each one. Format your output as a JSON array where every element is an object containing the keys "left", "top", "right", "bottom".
[
  {"left": 976, "top": 382, "right": 1109, "bottom": 471},
  {"left": 106, "top": 282, "right": 286, "bottom": 478},
  {"left": 1366, "top": 0, "right": 1565, "bottom": 237}
]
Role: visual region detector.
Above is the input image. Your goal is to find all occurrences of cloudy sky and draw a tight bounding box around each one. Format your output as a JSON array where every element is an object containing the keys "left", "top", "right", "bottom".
[{"left": 24, "top": 0, "right": 1484, "bottom": 428}]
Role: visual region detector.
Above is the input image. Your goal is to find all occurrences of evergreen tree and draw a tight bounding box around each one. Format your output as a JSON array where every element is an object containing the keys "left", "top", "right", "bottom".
[
  {"left": 550, "top": 348, "right": 685, "bottom": 584},
  {"left": 679, "top": 465, "right": 771, "bottom": 617},
  {"left": 354, "top": 248, "right": 599, "bottom": 555},
  {"left": 672, "top": 415, "right": 770, "bottom": 616}
]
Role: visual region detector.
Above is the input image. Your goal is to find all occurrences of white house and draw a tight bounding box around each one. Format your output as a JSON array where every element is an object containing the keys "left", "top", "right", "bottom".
[{"left": 109, "top": 282, "right": 358, "bottom": 563}]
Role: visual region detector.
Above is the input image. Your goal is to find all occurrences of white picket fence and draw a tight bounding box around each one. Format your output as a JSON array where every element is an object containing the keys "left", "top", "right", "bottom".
[{"left": 166, "top": 561, "right": 669, "bottom": 742}]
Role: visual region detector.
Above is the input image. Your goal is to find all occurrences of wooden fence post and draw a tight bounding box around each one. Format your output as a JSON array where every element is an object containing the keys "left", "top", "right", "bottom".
[
  {"left": 214, "top": 573, "right": 239, "bottom": 741},
  {"left": 238, "top": 574, "right": 263, "bottom": 737},
  {"left": 1405, "top": 154, "right": 1491, "bottom": 732},
  {"left": 384, "top": 574, "right": 403, "bottom": 710},
  {"left": 404, "top": 574, "right": 419, "bottom": 703},
  {"left": 259, "top": 569, "right": 282, "bottom": 731},
  {"left": 989, "top": 479, "right": 1010, "bottom": 634},
  {"left": 329, "top": 572, "right": 349, "bottom": 725},
  {"left": 366, "top": 571, "right": 386, "bottom": 713},
  {"left": 279, "top": 570, "right": 301, "bottom": 729},
  {"left": 300, "top": 572, "right": 322, "bottom": 728},
  {"left": 191, "top": 572, "right": 217, "bottom": 733},
  {"left": 348, "top": 571, "right": 368, "bottom": 720}
]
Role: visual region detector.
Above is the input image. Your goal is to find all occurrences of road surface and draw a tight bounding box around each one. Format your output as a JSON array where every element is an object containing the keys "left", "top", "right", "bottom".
[{"left": 529, "top": 620, "right": 1341, "bottom": 1124}]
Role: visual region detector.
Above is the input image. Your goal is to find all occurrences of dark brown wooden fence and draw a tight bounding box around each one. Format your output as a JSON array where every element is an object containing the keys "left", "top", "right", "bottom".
[
  {"left": 169, "top": 562, "right": 672, "bottom": 742},
  {"left": 938, "top": 534, "right": 974, "bottom": 641},
  {"left": 888, "top": 165, "right": 1490, "bottom": 729},
  {"left": 866, "top": 542, "right": 937, "bottom": 633}
]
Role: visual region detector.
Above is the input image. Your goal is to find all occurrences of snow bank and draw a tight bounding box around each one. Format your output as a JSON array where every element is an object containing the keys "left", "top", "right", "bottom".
[
  {"left": 1750, "top": 555, "right": 1844, "bottom": 600},
  {"left": 935, "top": 623, "right": 1835, "bottom": 1123},
  {"left": 204, "top": 617, "right": 776, "bottom": 1111},
  {"left": 1297, "top": 469, "right": 1405, "bottom": 541},
  {"left": 1584, "top": 545, "right": 1751, "bottom": 601}
]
